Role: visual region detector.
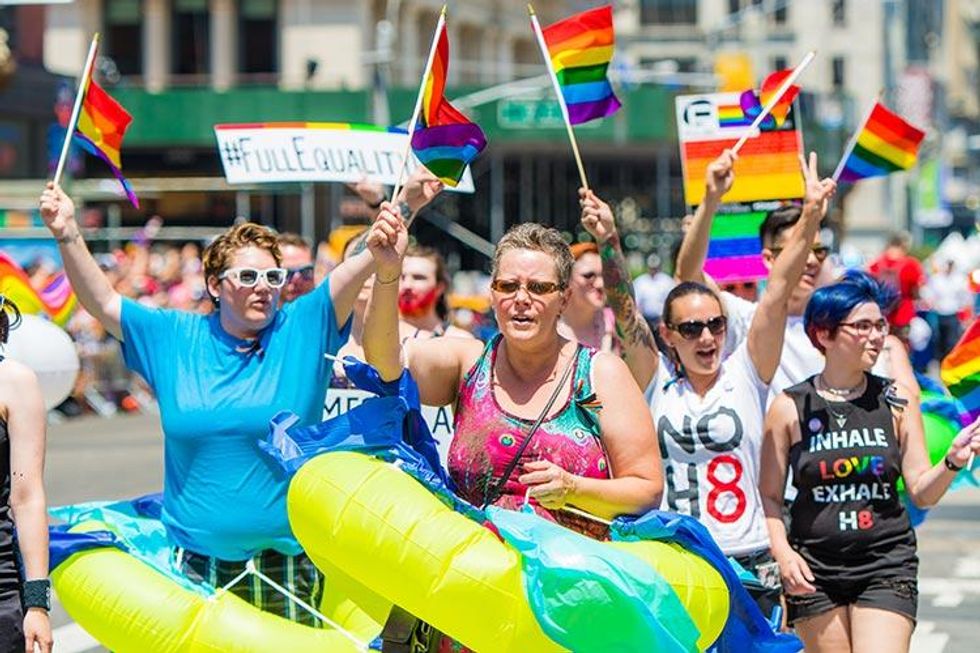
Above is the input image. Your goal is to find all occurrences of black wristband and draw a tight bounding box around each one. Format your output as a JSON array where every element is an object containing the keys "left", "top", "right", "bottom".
[
  {"left": 22, "top": 579, "right": 50, "bottom": 611},
  {"left": 944, "top": 455, "right": 964, "bottom": 472}
]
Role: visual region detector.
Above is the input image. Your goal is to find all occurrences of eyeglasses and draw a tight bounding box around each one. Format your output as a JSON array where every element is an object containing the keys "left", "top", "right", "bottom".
[
  {"left": 219, "top": 267, "right": 287, "bottom": 288},
  {"left": 768, "top": 244, "right": 830, "bottom": 263},
  {"left": 286, "top": 264, "right": 315, "bottom": 283},
  {"left": 490, "top": 278, "right": 563, "bottom": 296},
  {"left": 668, "top": 315, "right": 728, "bottom": 340},
  {"left": 838, "top": 319, "right": 889, "bottom": 337}
]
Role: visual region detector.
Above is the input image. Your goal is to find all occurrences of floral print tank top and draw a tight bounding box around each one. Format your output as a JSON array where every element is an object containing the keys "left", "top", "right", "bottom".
[{"left": 448, "top": 335, "right": 610, "bottom": 539}]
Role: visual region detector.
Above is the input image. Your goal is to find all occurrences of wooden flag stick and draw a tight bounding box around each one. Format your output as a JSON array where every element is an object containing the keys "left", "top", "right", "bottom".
[
  {"left": 528, "top": 3, "right": 589, "bottom": 190},
  {"left": 54, "top": 33, "right": 100, "bottom": 186},
  {"left": 831, "top": 95, "right": 880, "bottom": 182},
  {"left": 390, "top": 5, "right": 446, "bottom": 206},
  {"left": 730, "top": 50, "right": 816, "bottom": 155}
]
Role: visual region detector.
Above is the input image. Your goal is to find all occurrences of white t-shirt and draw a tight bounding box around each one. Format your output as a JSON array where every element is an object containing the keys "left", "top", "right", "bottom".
[
  {"left": 723, "top": 292, "right": 824, "bottom": 404},
  {"left": 647, "top": 343, "right": 770, "bottom": 556}
]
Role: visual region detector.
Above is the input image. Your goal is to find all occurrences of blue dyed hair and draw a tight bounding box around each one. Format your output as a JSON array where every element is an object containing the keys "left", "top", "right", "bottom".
[{"left": 803, "top": 270, "right": 899, "bottom": 353}]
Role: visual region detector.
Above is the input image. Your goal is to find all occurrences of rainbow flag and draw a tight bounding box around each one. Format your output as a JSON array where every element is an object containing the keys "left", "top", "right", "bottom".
[
  {"left": 739, "top": 69, "right": 801, "bottom": 130},
  {"left": 74, "top": 68, "right": 138, "bottom": 208},
  {"left": 703, "top": 210, "right": 769, "bottom": 283},
  {"left": 941, "top": 319, "right": 980, "bottom": 422},
  {"left": 409, "top": 20, "right": 487, "bottom": 187},
  {"left": 837, "top": 102, "right": 925, "bottom": 183},
  {"left": 0, "top": 253, "right": 76, "bottom": 327},
  {"left": 541, "top": 5, "right": 621, "bottom": 125}
]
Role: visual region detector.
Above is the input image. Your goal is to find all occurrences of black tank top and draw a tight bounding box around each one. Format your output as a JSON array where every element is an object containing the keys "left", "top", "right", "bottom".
[{"left": 785, "top": 374, "right": 917, "bottom": 580}]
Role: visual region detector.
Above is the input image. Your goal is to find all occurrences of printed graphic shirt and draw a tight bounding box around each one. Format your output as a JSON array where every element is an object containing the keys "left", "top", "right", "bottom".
[{"left": 647, "top": 343, "right": 770, "bottom": 556}]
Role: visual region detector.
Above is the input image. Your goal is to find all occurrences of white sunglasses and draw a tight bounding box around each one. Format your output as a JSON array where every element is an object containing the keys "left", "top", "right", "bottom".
[{"left": 219, "top": 267, "right": 287, "bottom": 289}]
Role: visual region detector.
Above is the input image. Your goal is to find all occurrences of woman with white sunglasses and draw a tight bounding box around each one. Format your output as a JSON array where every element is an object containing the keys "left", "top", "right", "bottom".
[{"left": 37, "top": 174, "right": 441, "bottom": 624}]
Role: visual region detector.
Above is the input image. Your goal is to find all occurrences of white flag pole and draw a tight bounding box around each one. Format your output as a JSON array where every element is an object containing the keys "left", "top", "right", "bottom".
[
  {"left": 389, "top": 5, "right": 446, "bottom": 205},
  {"left": 54, "top": 33, "right": 100, "bottom": 186},
  {"left": 730, "top": 50, "right": 816, "bottom": 155},
  {"left": 528, "top": 3, "right": 589, "bottom": 190}
]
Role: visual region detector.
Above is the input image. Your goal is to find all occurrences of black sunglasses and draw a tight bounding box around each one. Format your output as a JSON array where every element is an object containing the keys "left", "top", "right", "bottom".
[
  {"left": 668, "top": 316, "right": 728, "bottom": 340},
  {"left": 286, "top": 264, "right": 315, "bottom": 282}
]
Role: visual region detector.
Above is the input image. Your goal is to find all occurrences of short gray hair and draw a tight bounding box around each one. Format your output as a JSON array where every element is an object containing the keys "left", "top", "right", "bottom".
[{"left": 492, "top": 223, "right": 573, "bottom": 288}]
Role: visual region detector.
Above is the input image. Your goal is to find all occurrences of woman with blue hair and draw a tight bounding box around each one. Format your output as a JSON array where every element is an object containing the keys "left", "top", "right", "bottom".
[{"left": 760, "top": 270, "right": 980, "bottom": 652}]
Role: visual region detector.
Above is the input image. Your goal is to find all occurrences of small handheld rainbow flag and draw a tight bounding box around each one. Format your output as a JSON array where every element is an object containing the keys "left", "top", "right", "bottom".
[
  {"left": 739, "top": 68, "right": 801, "bottom": 130},
  {"left": 539, "top": 5, "right": 621, "bottom": 125},
  {"left": 54, "top": 34, "right": 138, "bottom": 208},
  {"left": 409, "top": 14, "right": 487, "bottom": 188},
  {"left": 0, "top": 253, "right": 77, "bottom": 326},
  {"left": 941, "top": 319, "right": 980, "bottom": 423},
  {"left": 832, "top": 101, "right": 925, "bottom": 184}
]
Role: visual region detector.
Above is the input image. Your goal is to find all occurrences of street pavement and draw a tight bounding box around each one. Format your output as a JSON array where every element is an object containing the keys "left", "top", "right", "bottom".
[{"left": 44, "top": 413, "right": 980, "bottom": 653}]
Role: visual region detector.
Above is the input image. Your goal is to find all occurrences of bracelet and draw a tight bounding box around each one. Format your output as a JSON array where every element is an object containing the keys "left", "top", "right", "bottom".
[
  {"left": 375, "top": 274, "right": 400, "bottom": 286},
  {"left": 944, "top": 455, "right": 964, "bottom": 472},
  {"left": 22, "top": 579, "right": 50, "bottom": 611},
  {"left": 56, "top": 231, "right": 80, "bottom": 245}
]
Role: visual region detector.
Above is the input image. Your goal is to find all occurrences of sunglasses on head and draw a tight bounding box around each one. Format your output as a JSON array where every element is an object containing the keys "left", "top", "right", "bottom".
[
  {"left": 286, "top": 264, "right": 315, "bottom": 282},
  {"left": 490, "top": 278, "right": 563, "bottom": 296},
  {"left": 768, "top": 244, "right": 830, "bottom": 262},
  {"left": 669, "top": 315, "right": 728, "bottom": 340},
  {"left": 220, "top": 266, "right": 287, "bottom": 288}
]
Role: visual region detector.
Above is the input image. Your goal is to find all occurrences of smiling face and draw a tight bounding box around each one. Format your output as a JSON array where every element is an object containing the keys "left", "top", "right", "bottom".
[
  {"left": 659, "top": 291, "right": 726, "bottom": 378},
  {"left": 491, "top": 248, "right": 568, "bottom": 345},
  {"left": 207, "top": 246, "right": 281, "bottom": 338},
  {"left": 816, "top": 301, "right": 887, "bottom": 371},
  {"left": 567, "top": 252, "right": 605, "bottom": 314}
]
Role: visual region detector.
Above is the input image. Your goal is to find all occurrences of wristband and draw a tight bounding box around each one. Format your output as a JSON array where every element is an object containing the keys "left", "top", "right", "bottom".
[
  {"left": 22, "top": 579, "right": 50, "bottom": 611},
  {"left": 944, "top": 455, "right": 964, "bottom": 472}
]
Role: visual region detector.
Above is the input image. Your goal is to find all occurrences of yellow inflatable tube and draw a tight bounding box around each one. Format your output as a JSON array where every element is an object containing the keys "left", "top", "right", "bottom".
[
  {"left": 51, "top": 532, "right": 377, "bottom": 652},
  {"left": 288, "top": 452, "right": 730, "bottom": 652}
]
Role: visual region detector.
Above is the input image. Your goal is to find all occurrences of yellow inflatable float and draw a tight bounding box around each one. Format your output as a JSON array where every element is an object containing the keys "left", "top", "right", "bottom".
[{"left": 288, "top": 451, "right": 730, "bottom": 652}]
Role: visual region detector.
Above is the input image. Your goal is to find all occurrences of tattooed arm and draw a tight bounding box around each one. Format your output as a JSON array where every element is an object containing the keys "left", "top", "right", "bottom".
[{"left": 580, "top": 188, "right": 659, "bottom": 391}]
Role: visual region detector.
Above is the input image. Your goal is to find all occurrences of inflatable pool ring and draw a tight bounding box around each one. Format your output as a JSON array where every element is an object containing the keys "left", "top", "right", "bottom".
[
  {"left": 5, "top": 314, "right": 79, "bottom": 409},
  {"left": 288, "top": 451, "right": 730, "bottom": 652},
  {"left": 51, "top": 520, "right": 382, "bottom": 652}
]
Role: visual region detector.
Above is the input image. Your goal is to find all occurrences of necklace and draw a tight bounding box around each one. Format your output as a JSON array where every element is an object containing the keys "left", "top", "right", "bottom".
[{"left": 818, "top": 374, "right": 865, "bottom": 398}]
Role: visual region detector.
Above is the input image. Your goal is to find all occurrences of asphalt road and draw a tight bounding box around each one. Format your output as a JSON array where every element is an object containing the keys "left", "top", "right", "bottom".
[{"left": 43, "top": 413, "right": 980, "bottom": 653}]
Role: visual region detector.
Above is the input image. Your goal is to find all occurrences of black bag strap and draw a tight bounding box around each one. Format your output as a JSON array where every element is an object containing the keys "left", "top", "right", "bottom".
[{"left": 481, "top": 348, "right": 578, "bottom": 509}]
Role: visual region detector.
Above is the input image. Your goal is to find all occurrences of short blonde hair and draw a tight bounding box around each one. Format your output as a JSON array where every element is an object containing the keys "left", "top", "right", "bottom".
[
  {"left": 203, "top": 223, "right": 282, "bottom": 288},
  {"left": 492, "top": 223, "right": 572, "bottom": 288}
]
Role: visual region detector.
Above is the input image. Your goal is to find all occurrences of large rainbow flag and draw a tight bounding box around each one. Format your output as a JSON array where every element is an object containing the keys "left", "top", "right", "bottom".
[
  {"left": 835, "top": 102, "right": 925, "bottom": 183},
  {"left": 0, "top": 253, "right": 76, "bottom": 327},
  {"left": 540, "top": 5, "right": 621, "bottom": 125},
  {"left": 702, "top": 210, "right": 769, "bottom": 283},
  {"left": 940, "top": 318, "right": 980, "bottom": 422},
  {"left": 72, "top": 42, "right": 138, "bottom": 208},
  {"left": 409, "top": 18, "right": 487, "bottom": 187}
]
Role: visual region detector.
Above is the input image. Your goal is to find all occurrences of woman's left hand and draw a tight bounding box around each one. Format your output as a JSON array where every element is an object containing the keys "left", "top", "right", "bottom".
[
  {"left": 947, "top": 415, "right": 980, "bottom": 469},
  {"left": 519, "top": 460, "right": 578, "bottom": 509},
  {"left": 24, "top": 608, "right": 52, "bottom": 653}
]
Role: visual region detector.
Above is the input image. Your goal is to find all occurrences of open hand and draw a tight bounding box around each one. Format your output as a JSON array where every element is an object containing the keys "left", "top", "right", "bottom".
[
  {"left": 705, "top": 149, "right": 736, "bottom": 201},
  {"left": 346, "top": 176, "right": 386, "bottom": 208},
  {"left": 366, "top": 203, "right": 408, "bottom": 281},
  {"left": 578, "top": 188, "right": 617, "bottom": 243},
  {"left": 24, "top": 608, "right": 53, "bottom": 653},
  {"left": 519, "top": 459, "right": 578, "bottom": 510}
]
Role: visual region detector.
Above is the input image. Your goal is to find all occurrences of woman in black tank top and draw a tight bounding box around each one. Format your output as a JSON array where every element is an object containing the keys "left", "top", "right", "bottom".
[
  {"left": 760, "top": 272, "right": 980, "bottom": 653},
  {"left": 0, "top": 297, "right": 53, "bottom": 653}
]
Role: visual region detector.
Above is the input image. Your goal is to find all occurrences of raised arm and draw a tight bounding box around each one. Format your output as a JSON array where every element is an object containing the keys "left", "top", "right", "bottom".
[
  {"left": 330, "top": 169, "right": 443, "bottom": 326},
  {"left": 520, "top": 353, "right": 663, "bottom": 520},
  {"left": 579, "top": 189, "right": 659, "bottom": 390},
  {"left": 39, "top": 183, "right": 123, "bottom": 340},
  {"left": 4, "top": 361, "right": 53, "bottom": 652},
  {"left": 747, "top": 153, "right": 836, "bottom": 383},
  {"left": 760, "top": 394, "right": 816, "bottom": 595},
  {"left": 675, "top": 150, "right": 736, "bottom": 292}
]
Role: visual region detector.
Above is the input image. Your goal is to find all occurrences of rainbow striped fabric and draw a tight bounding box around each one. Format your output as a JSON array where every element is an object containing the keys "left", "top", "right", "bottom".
[
  {"left": 75, "top": 74, "right": 138, "bottom": 208},
  {"left": 541, "top": 5, "right": 621, "bottom": 125},
  {"left": 838, "top": 102, "right": 925, "bottom": 183},
  {"left": 941, "top": 319, "right": 980, "bottom": 422},
  {"left": 739, "top": 69, "right": 801, "bottom": 130},
  {"left": 0, "top": 253, "right": 76, "bottom": 327},
  {"left": 703, "top": 210, "right": 769, "bottom": 283},
  {"left": 410, "top": 21, "right": 487, "bottom": 187}
]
